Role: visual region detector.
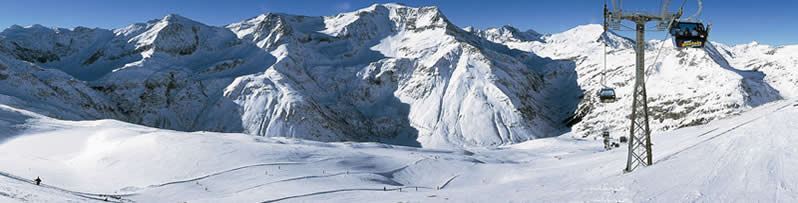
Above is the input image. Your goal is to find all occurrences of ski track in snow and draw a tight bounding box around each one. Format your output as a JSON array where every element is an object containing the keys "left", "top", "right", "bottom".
[
  {"left": 0, "top": 170, "right": 130, "bottom": 202},
  {"left": 146, "top": 161, "right": 317, "bottom": 188},
  {"left": 656, "top": 102, "right": 794, "bottom": 164},
  {"left": 261, "top": 187, "right": 410, "bottom": 203},
  {"left": 234, "top": 158, "right": 428, "bottom": 194},
  {"left": 436, "top": 174, "right": 460, "bottom": 190},
  {"left": 260, "top": 173, "right": 459, "bottom": 203},
  {"left": 0, "top": 2, "right": 797, "bottom": 202},
  {"left": 0, "top": 100, "right": 796, "bottom": 202}
]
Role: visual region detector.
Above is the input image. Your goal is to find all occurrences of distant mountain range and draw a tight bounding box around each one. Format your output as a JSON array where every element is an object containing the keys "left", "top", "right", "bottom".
[{"left": 0, "top": 3, "right": 794, "bottom": 148}]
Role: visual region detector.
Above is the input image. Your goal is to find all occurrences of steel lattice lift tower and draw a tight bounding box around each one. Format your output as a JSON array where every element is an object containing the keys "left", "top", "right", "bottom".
[{"left": 603, "top": 0, "right": 683, "bottom": 172}]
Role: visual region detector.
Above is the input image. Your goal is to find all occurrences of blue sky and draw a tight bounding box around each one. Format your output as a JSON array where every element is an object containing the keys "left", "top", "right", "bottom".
[{"left": 1, "top": 0, "right": 796, "bottom": 46}]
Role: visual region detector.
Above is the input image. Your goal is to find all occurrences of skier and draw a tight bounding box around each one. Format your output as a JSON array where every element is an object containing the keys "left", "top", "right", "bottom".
[
  {"left": 34, "top": 177, "right": 41, "bottom": 185},
  {"left": 690, "top": 27, "right": 699, "bottom": 37}
]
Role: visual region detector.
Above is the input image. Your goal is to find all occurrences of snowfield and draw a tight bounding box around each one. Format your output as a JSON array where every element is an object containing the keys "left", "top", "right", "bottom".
[
  {"left": 0, "top": 99, "right": 796, "bottom": 202},
  {"left": 1, "top": 3, "right": 798, "bottom": 202},
  {"left": 0, "top": 3, "right": 796, "bottom": 148}
]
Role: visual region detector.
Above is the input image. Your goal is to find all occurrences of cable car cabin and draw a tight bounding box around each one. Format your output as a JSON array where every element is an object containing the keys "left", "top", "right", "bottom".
[
  {"left": 598, "top": 88, "right": 616, "bottom": 103},
  {"left": 670, "top": 21, "right": 709, "bottom": 48}
]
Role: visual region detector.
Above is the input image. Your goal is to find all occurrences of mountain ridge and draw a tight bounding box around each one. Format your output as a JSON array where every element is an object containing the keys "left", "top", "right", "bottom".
[
  {"left": 0, "top": 4, "right": 794, "bottom": 147},
  {"left": 471, "top": 23, "right": 791, "bottom": 137}
]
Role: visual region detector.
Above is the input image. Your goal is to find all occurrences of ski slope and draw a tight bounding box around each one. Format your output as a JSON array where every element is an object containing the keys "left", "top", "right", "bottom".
[
  {"left": 1, "top": 4, "right": 795, "bottom": 148},
  {"left": 0, "top": 98, "right": 796, "bottom": 202}
]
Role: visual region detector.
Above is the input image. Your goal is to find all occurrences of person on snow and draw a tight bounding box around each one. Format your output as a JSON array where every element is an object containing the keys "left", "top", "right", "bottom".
[
  {"left": 34, "top": 177, "right": 41, "bottom": 185},
  {"left": 602, "top": 131, "right": 611, "bottom": 150}
]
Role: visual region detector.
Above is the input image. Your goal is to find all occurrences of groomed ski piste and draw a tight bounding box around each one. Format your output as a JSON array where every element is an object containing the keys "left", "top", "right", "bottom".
[{"left": 1, "top": 98, "right": 796, "bottom": 202}]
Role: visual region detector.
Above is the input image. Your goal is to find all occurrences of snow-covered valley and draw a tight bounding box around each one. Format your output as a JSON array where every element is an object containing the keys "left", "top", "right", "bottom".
[
  {"left": 1, "top": 3, "right": 798, "bottom": 202},
  {"left": 1, "top": 97, "right": 797, "bottom": 202},
  {"left": 1, "top": 3, "right": 795, "bottom": 147}
]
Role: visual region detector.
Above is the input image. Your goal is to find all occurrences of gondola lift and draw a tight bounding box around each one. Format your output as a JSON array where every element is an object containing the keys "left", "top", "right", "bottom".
[
  {"left": 669, "top": 0, "right": 711, "bottom": 48},
  {"left": 598, "top": 88, "right": 616, "bottom": 103},
  {"left": 598, "top": 4, "right": 617, "bottom": 104},
  {"left": 669, "top": 20, "right": 710, "bottom": 48}
]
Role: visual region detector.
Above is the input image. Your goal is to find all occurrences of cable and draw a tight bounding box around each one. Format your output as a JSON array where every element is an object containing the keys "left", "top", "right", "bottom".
[
  {"left": 620, "top": 24, "right": 636, "bottom": 30},
  {"left": 680, "top": 0, "right": 689, "bottom": 11},
  {"left": 619, "top": 23, "right": 663, "bottom": 32},
  {"left": 602, "top": 33, "right": 608, "bottom": 88},
  {"left": 644, "top": 27, "right": 672, "bottom": 84},
  {"left": 602, "top": 0, "right": 608, "bottom": 88}
]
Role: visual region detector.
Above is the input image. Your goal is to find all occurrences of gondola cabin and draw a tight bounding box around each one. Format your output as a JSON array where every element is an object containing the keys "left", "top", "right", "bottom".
[
  {"left": 598, "top": 88, "right": 616, "bottom": 103},
  {"left": 669, "top": 21, "right": 709, "bottom": 48}
]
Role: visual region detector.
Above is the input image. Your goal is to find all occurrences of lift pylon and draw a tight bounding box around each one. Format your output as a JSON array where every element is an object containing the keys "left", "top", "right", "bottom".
[{"left": 604, "top": 0, "right": 682, "bottom": 172}]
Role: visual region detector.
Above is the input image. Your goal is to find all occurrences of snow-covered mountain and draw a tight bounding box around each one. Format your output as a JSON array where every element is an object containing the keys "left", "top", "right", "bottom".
[
  {"left": 0, "top": 14, "right": 275, "bottom": 135},
  {"left": 220, "top": 4, "right": 585, "bottom": 147},
  {"left": 0, "top": 4, "right": 579, "bottom": 148},
  {"left": 3, "top": 3, "right": 798, "bottom": 202},
  {"left": 0, "top": 3, "right": 795, "bottom": 147},
  {"left": 469, "top": 24, "right": 791, "bottom": 137},
  {"left": 466, "top": 25, "right": 545, "bottom": 43},
  {"left": 714, "top": 42, "right": 798, "bottom": 98}
]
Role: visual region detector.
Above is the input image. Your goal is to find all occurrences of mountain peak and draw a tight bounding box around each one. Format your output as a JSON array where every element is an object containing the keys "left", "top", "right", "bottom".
[
  {"left": 370, "top": 2, "right": 407, "bottom": 8},
  {"left": 568, "top": 24, "right": 603, "bottom": 34},
  {"left": 0, "top": 24, "right": 59, "bottom": 39},
  {"left": 549, "top": 24, "right": 630, "bottom": 46},
  {"left": 463, "top": 26, "right": 474, "bottom": 32},
  {"left": 499, "top": 24, "right": 518, "bottom": 30},
  {"left": 121, "top": 13, "right": 237, "bottom": 56},
  {"left": 313, "top": 3, "right": 452, "bottom": 39},
  {"left": 470, "top": 24, "right": 543, "bottom": 43},
  {"left": 26, "top": 24, "right": 49, "bottom": 29},
  {"left": 7, "top": 25, "right": 23, "bottom": 30},
  {"left": 160, "top": 14, "right": 202, "bottom": 25},
  {"left": 163, "top": 14, "right": 186, "bottom": 21}
]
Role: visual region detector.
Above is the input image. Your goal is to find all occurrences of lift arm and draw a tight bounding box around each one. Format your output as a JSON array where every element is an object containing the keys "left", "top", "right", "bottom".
[{"left": 687, "top": 0, "right": 703, "bottom": 21}]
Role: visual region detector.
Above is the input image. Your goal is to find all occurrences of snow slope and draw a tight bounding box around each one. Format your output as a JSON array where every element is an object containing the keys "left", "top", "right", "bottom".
[
  {"left": 220, "top": 3, "right": 584, "bottom": 147},
  {"left": 0, "top": 4, "right": 581, "bottom": 148},
  {"left": 471, "top": 24, "right": 788, "bottom": 138},
  {"left": 713, "top": 42, "right": 798, "bottom": 98},
  {"left": 1, "top": 2, "right": 796, "bottom": 202},
  {"left": 0, "top": 99, "right": 796, "bottom": 202},
  {"left": 0, "top": 14, "right": 276, "bottom": 135},
  {"left": 0, "top": 4, "right": 794, "bottom": 148}
]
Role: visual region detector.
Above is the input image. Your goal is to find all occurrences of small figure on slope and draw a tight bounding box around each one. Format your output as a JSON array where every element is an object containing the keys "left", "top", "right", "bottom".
[{"left": 602, "top": 131, "right": 611, "bottom": 150}]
